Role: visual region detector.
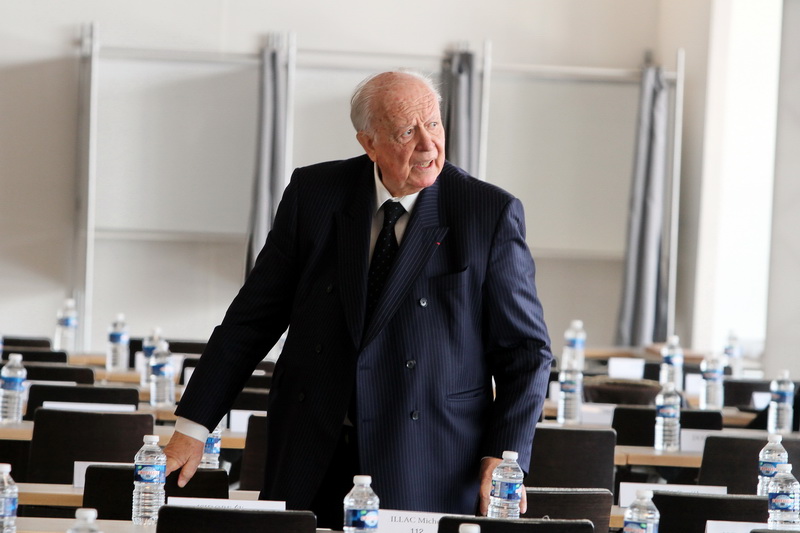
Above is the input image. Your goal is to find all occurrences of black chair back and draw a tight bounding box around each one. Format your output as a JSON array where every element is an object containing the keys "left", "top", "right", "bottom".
[
  {"left": 523, "top": 487, "right": 612, "bottom": 532},
  {"left": 651, "top": 492, "right": 768, "bottom": 533},
  {"left": 83, "top": 464, "right": 229, "bottom": 520},
  {"left": 24, "top": 383, "right": 139, "bottom": 421},
  {"left": 27, "top": 409, "right": 153, "bottom": 483},
  {"left": 526, "top": 426, "right": 616, "bottom": 492},
  {"left": 2, "top": 350, "right": 67, "bottom": 363},
  {"left": 156, "top": 506, "right": 316, "bottom": 533},
  {"left": 582, "top": 377, "right": 661, "bottom": 405},
  {"left": 23, "top": 362, "right": 95, "bottom": 384},
  {"left": 612, "top": 406, "right": 723, "bottom": 446},
  {"left": 1, "top": 336, "right": 51, "bottom": 349},
  {"left": 239, "top": 414, "right": 268, "bottom": 491},
  {"left": 438, "top": 516, "right": 594, "bottom": 532}
]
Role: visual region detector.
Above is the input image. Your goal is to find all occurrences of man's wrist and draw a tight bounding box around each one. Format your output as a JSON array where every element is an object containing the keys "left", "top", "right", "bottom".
[{"left": 175, "top": 416, "right": 211, "bottom": 443}]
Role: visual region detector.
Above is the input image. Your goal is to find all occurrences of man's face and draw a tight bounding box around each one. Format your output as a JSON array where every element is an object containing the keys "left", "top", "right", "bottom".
[{"left": 357, "top": 75, "right": 445, "bottom": 197}]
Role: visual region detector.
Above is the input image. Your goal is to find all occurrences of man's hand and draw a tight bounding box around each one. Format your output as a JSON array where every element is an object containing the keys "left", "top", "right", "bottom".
[
  {"left": 478, "top": 456, "right": 527, "bottom": 516},
  {"left": 163, "top": 431, "right": 205, "bottom": 488}
]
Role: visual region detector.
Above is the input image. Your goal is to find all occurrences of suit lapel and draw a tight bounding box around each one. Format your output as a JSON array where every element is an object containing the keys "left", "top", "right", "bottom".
[
  {"left": 361, "top": 179, "right": 449, "bottom": 348},
  {"left": 336, "top": 162, "right": 374, "bottom": 349}
]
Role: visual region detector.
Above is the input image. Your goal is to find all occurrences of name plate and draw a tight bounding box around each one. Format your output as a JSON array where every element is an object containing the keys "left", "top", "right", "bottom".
[
  {"left": 680, "top": 428, "right": 721, "bottom": 452},
  {"left": 167, "top": 496, "right": 285, "bottom": 511},
  {"left": 43, "top": 401, "right": 137, "bottom": 413},
  {"left": 608, "top": 357, "right": 645, "bottom": 379},
  {"left": 618, "top": 482, "right": 727, "bottom": 508},
  {"left": 580, "top": 403, "right": 615, "bottom": 426},
  {"left": 379, "top": 509, "right": 447, "bottom": 533},
  {"left": 705, "top": 520, "right": 768, "bottom": 533}
]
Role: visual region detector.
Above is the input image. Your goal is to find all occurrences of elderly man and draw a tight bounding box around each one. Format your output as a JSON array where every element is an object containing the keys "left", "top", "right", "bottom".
[{"left": 164, "top": 70, "right": 552, "bottom": 528}]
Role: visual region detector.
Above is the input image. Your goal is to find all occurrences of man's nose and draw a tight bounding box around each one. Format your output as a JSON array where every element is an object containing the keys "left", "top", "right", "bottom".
[{"left": 415, "top": 128, "right": 435, "bottom": 151}]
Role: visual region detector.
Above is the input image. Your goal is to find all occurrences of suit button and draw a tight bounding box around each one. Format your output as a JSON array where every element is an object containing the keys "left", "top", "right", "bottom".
[
  {"left": 326, "top": 283, "right": 334, "bottom": 293},
  {"left": 410, "top": 410, "right": 420, "bottom": 420},
  {"left": 315, "top": 344, "right": 323, "bottom": 353},
  {"left": 298, "top": 393, "right": 306, "bottom": 402},
  {"left": 418, "top": 298, "right": 428, "bottom": 307},
  {"left": 406, "top": 360, "right": 416, "bottom": 369}
]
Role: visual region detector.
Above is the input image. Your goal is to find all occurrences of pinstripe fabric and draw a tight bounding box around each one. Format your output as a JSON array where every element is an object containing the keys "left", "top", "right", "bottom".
[{"left": 176, "top": 154, "right": 553, "bottom": 515}]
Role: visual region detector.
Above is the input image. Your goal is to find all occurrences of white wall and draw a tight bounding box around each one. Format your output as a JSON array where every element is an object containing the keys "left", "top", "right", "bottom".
[{"left": 1, "top": 0, "right": 713, "bottom": 351}]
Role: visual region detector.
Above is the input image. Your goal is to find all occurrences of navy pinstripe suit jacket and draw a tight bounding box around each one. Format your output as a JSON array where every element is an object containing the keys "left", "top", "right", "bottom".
[{"left": 176, "top": 154, "right": 553, "bottom": 514}]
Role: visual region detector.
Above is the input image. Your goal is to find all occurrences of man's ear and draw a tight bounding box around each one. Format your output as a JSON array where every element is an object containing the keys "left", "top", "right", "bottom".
[{"left": 356, "top": 131, "right": 377, "bottom": 162}]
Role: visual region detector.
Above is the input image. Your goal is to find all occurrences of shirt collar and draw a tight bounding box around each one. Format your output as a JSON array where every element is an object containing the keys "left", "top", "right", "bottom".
[{"left": 372, "top": 163, "right": 420, "bottom": 215}]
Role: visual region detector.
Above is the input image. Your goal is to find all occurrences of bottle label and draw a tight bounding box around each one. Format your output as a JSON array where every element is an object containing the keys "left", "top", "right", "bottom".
[
  {"left": 135, "top": 464, "right": 166, "bottom": 483},
  {"left": 623, "top": 520, "right": 657, "bottom": 533},
  {"left": 143, "top": 345, "right": 156, "bottom": 357},
  {"left": 491, "top": 480, "right": 522, "bottom": 500},
  {"left": 656, "top": 404, "right": 679, "bottom": 418},
  {"left": 109, "top": 331, "right": 130, "bottom": 345},
  {"left": 1, "top": 376, "right": 24, "bottom": 392},
  {"left": 769, "top": 491, "right": 799, "bottom": 511},
  {"left": 151, "top": 363, "right": 173, "bottom": 378},
  {"left": 702, "top": 369, "right": 723, "bottom": 381},
  {"left": 58, "top": 316, "right": 77, "bottom": 327},
  {"left": 760, "top": 461, "right": 784, "bottom": 477},
  {"left": 560, "top": 380, "right": 579, "bottom": 393},
  {"left": 204, "top": 435, "right": 221, "bottom": 455},
  {"left": 344, "top": 509, "right": 378, "bottom": 529},
  {"left": 772, "top": 390, "right": 795, "bottom": 404},
  {"left": 566, "top": 338, "right": 585, "bottom": 349},
  {"left": 0, "top": 496, "right": 17, "bottom": 518}
]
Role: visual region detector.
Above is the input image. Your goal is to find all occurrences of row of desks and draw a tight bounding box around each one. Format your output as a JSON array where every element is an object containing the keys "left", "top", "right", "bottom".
[{"left": 13, "top": 517, "right": 334, "bottom": 533}]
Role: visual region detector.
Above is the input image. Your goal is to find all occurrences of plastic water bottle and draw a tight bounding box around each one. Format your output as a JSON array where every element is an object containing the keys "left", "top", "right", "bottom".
[
  {"left": 0, "top": 355, "right": 26, "bottom": 424},
  {"left": 623, "top": 489, "right": 660, "bottom": 533},
  {"left": 561, "top": 319, "right": 586, "bottom": 371},
  {"left": 759, "top": 434, "right": 789, "bottom": 496},
  {"left": 132, "top": 435, "right": 166, "bottom": 525},
  {"left": 149, "top": 340, "right": 174, "bottom": 408},
  {"left": 0, "top": 464, "right": 17, "bottom": 533},
  {"left": 67, "top": 508, "right": 103, "bottom": 533},
  {"left": 199, "top": 422, "right": 223, "bottom": 469},
  {"left": 699, "top": 354, "right": 724, "bottom": 410},
  {"left": 105, "top": 313, "right": 129, "bottom": 372},
  {"left": 655, "top": 381, "right": 681, "bottom": 452},
  {"left": 659, "top": 335, "right": 684, "bottom": 391},
  {"left": 54, "top": 297, "right": 78, "bottom": 352},
  {"left": 724, "top": 330, "right": 744, "bottom": 379},
  {"left": 557, "top": 363, "right": 583, "bottom": 425},
  {"left": 768, "top": 463, "right": 800, "bottom": 529},
  {"left": 768, "top": 370, "right": 795, "bottom": 435},
  {"left": 459, "top": 525, "right": 481, "bottom": 533},
  {"left": 343, "top": 475, "right": 379, "bottom": 532},
  {"left": 140, "top": 327, "right": 163, "bottom": 386},
  {"left": 487, "top": 450, "right": 524, "bottom": 519}
]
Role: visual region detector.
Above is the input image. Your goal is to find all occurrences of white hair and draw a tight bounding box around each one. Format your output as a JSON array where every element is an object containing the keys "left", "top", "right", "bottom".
[{"left": 349, "top": 70, "right": 442, "bottom": 133}]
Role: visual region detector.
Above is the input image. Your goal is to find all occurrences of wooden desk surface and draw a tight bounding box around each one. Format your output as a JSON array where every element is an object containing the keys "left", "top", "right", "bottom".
[
  {"left": 15, "top": 517, "right": 335, "bottom": 533},
  {"left": 0, "top": 421, "right": 246, "bottom": 449},
  {"left": 542, "top": 401, "right": 757, "bottom": 428},
  {"left": 616, "top": 444, "right": 702, "bottom": 468}
]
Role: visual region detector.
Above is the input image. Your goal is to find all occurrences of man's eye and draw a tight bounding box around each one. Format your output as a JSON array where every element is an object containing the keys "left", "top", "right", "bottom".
[
  {"left": 402, "top": 129, "right": 413, "bottom": 137},
  {"left": 429, "top": 122, "right": 438, "bottom": 129}
]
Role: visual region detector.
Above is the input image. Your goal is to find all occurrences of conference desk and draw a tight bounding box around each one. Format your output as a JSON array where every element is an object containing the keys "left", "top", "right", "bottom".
[
  {"left": 17, "top": 483, "right": 261, "bottom": 507},
  {"left": 541, "top": 401, "right": 757, "bottom": 428},
  {"left": 14, "top": 517, "right": 335, "bottom": 533}
]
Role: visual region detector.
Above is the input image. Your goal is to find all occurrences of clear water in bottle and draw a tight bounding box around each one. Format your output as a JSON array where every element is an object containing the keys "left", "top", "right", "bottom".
[
  {"left": 488, "top": 450, "right": 524, "bottom": 519},
  {"left": 67, "top": 508, "right": 103, "bottom": 533},
  {"left": 199, "top": 423, "right": 223, "bottom": 469},
  {"left": 140, "top": 327, "right": 163, "bottom": 386},
  {"left": 699, "top": 354, "right": 724, "bottom": 410},
  {"left": 561, "top": 319, "right": 586, "bottom": 371},
  {"left": 623, "top": 489, "right": 660, "bottom": 533},
  {"left": 0, "top": 355, "right": 26, "bottom": 424},
  {"left": 724, "top": 330, "right": 744, "bottom": 379},
  {"left": 0, "top": 463, "right": 17, "bottom": 533},
  {"left": 149, "top": 340, "right": 174, "bottom": 408},
  {"left": 54, "top": 297, "right": 78, "bottom": 352},
  {"left": 557, "top": 365, "right": 583, "bottom": 425},
  {"left": 343, "top": 475, "right": 379, "bottom": 532},
  {"left": 768, "top": 463, "right": 800, "bottom": 529},
  {"left": 132, "top": 435, "right": 166, "bottom": 525},
  {"left": 659, "top": 334, "right": 684, "bottom": 391},
  {"left": 759, "top": 434, "right": 789, "bottom": 496},
  {"left": 655, "top": 381, "right": 681, "bottom": 452},
  {"left": 105, "top": 313, "right": 129, "bottom": 372},
  {"left": 768, "top": 370, "right": 795, "bottom": 435}
]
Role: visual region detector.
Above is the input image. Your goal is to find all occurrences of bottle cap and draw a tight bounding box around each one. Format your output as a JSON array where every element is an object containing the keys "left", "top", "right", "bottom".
[
  {"left": 636, "top": 489, "right": 654, "bottom": 499},
  {"left": 8, "top": 353, "right": 22, "bottom": 364},
  {"left": 779, "top": 369, "right": 791, "bottom": 380},
  {"left": 75, "top": 508, "right": 98, "bottom": 522},
  {"left": 143, "top": 435, "right": 159, "bottom": 444},
  {"left": 570, "top": 319, "right": 583, "bottom": 329},
  {"left": 778, "top": 463, "right": 793, "bottom": 473},
  {"left": 459, "top": 525, "right": 481, "bottom": 533},
  {"left": 667, "top": 335, "right": 680, "bottom": 346},
  {"left": 156, "top": 340, "right": 170, "bottom": 352},
  {"left": 353, "top": 475, "right": 372, "bottom": 485},
  {"left": 0, "top": 464, "right": 11, "bottom": 474},
  {"left": 501, "top": 450, "right": 519, "bottom": 460},
  {"left": 769, "top": 434, "right": 783, "bottom": 443}
]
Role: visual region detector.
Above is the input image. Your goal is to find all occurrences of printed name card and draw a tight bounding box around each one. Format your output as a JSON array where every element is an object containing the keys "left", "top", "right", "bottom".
[
  {"left": 229, "top": 409, "right": 267, "bottom": 432},
  {"left": 752, "top": 392, "right": 771, "bottom": 410},
  {"left": 684, "top": 373, "right": 705, "bottom": 396},
  {"left": 680, "top": 428, "right": 722, "bottom": 453},
  {"left": 42, "top": 401, "right": 137, "bottom": 413},
  {"left": 379, "top": 509, "right": 447, "bottom": 533},
  {"left": 580, "top": 403, "right": 615, "bottom": 426},
  {"left": 607, "top": 357, "right": 645, "bottom": 379},
  {"left": 167, "top": 497, "right": 285, "bottom": 511},
  {"left": 705, "top": 520, "right": 768, "bottom": 533},
  {"left": 618, "top": 482, "right": 727, "bottom": 508}
]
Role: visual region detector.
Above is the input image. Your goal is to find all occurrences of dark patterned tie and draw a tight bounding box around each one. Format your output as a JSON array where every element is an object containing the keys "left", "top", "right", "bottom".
[{"left": 366, "top": 200, "right": 406, "bottom": 322}]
